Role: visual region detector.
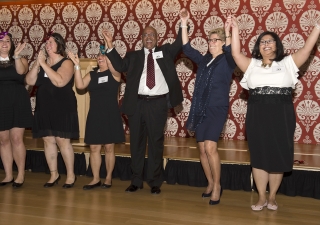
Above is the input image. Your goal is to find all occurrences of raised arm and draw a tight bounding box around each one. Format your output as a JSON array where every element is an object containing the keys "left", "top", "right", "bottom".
[
  {"left": 229, "top": 16, "right": 251, "bottom": 73},
  {"left": 14, "top": 42, "right": 28, "bottom": 75},
  {"left": 67, "top": 51, "right": 90, "bottom": 90},
  {"left": 106, "top": 56, "right": 121, "bottom": 82},
  {"left": 292, "top": 20, "right": 320, "bottom": 68},
  {"left": 25, "top": 54, "right": 41, "bottom": 86},
  {"left": 180, "top": 8, "right": 189, "bottom": 45}
]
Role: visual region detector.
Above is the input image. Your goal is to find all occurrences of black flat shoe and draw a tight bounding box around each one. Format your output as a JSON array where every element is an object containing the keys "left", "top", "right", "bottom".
[
  {"left": 101, "top": 183, "right": 112, "bottom": 189},
  {"left": 209, "top": 188, "right": 223, "bottom": 205},
  {"left": 83, "top": 181, "right": 101, "bottom": 190},
  {"left": 202, "top": 191, "right": 212, "bottom": 198},
  {"left": 44, "top": 175, "right": 61, "bottom": 188},
  {"left": 0, "top": 178, "right": 14, "bottom": 186},
  {"left": 12, "top": 181, "right": 24, "bottom": 188},
  {"left": 125, "top": 184, "right": 143, "bottom": 192},
  {"left": 151, "top": 186, "right": 161, "bottom": 194},
  {"left": 62, "top": 176, "right": 77, "bottom": 189}
]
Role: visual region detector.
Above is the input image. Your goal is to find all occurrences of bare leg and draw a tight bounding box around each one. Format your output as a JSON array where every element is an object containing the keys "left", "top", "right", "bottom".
[
  {"left": 56, "top": 137, "right": 75, "bottom": 184},
  {"left": 87, "top": 144, "right": 102, "bottom": 185},
  {"left": 10, "top": 128, "right": 26, "bottom": 183},
  {"left": 268, "top": 172, "right": 283, "bottom": 205},
  {"left": 198, "top": 142, "right": 213, "bottom": 194},
  {"left": 204, "top": 140, "right": 221, "bottom": 201},
  {"left": 43, "top": 136, "right": 59, "bottom": 183},
  {"left": 104, "top": 143, "right": 115, "bottom": 185},
  {"left": 252, "top": 167, "right": 269, "bottom": 206},
  {"left": 0, "top": 130, "right": 14, "bottom": 182}
]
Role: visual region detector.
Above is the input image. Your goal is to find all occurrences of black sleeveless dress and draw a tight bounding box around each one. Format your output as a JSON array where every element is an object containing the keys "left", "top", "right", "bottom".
[
  {"left": 84, "top": 69, "right": 125, "bottom": 144},
  {"left": 0, "top": 60, "right": 33, "bottom": 131},
  {"left": 32, "top": 58, "right": 79, "bottom": 139}
]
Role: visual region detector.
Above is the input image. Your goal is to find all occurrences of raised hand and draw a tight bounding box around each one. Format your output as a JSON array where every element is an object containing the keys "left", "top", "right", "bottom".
[
  {"left": 37, "top": 50, "right": 46, "bottom": 66},
  {"left": 67, "top": 51, "right": 80, "bottom": 66},
  {"left": 102, "top": 29, "right": 113, "bottom": 49},
  {"left": 225, "top": 16, "right": 232, "bottom": 33},
  {"left": 180, "top": 8, "right": 189, "bottom": 25},
  {"left": 229, "top": 15, "right": 239, "bottom": 29},
  {"left": 14, "top": 42, "right": 26, "bottom": 57}
]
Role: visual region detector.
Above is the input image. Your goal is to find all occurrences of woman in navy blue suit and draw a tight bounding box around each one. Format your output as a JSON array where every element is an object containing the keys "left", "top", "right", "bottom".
[{"left": 180, "top": 9, "right": 236, "bottom": 205}]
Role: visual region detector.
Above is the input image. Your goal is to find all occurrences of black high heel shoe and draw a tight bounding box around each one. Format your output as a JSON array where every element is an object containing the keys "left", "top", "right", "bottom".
[
  {"left": 202, "top": 191, "right": 212, "bottom": 198},
  {"left": 209, "top": 188, "right": 223, "bottom": 205},
  {"left": 62, "top": 176, "right": 77, "bottom": 189},
  {"left": 44, "top": 175, "right": 61, "bottom": 188},
  {"left": 0, "top": 178, "right": 14, "bottom": 186},
  {"left": 12, "top": 181, "right": 24, "bottom": 188}
]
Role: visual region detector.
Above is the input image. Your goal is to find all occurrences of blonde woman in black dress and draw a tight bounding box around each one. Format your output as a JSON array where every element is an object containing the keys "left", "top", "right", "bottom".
[
  {"left": 0, "top": 32, "right": 32, "bottom": 188},
  {"left": 68, "top": 46, "right": 125, "bottom": 190},
  {"left": 26, "top": 32, "right": 79, "bottom": 188}
]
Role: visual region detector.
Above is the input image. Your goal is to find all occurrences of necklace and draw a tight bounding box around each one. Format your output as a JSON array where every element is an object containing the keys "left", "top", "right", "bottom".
[{"left": 261, "top": 61, "right": 273, "bottom": 68}]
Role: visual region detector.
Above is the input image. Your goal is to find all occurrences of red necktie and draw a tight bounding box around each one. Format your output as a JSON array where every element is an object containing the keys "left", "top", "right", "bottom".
[{"left": 146, "top": 49, "right": 155, "bottom": 89}]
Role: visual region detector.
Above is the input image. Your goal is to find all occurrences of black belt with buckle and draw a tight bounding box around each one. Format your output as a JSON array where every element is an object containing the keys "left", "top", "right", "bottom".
[{"left": 138, "top": 94, "right": 166, "bottom": 100}]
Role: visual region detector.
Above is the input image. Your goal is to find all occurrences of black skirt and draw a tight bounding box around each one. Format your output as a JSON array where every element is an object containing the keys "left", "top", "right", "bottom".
[{"left": 246, "top": 92, "right": 296, "bottom": 172}]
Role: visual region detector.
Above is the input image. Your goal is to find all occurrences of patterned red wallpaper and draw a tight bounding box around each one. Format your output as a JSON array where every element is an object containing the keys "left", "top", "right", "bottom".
[{"left": 0, "top": 0, "right": 319, "bottom": 144}]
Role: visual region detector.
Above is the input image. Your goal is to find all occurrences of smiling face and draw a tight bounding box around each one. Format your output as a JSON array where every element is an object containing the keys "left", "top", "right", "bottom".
[
  {"left": 96, "top": 53, "right": 108, "bottom": 69},
  {"left": 0, "top": 35, "right": 12, "bottom": 56},
  {"left": 208, "top": 33, "right": 225, "bottom": 56},
  {"left": 141, "top": 26, "right": 158, "bottom": 50},
  {"left": 45, "top": 36, "right": 58, "bottom": 55},
  {"left": 259, "top": 34, "right": 276, "bottom": 59}
]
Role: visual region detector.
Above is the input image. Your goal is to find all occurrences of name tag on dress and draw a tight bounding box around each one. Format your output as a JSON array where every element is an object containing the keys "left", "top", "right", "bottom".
[
  {"left": 153, "top": 51, "right": 163, "bottom": 59},
  {"left": 44, "top": 73, "right": 48, "bottom": 78},
  {"left": 98, "top": 76, "right": 108, "bottom": 83},
  {"left": 272, "top": 66, "right": 285, "bottom": 73}
]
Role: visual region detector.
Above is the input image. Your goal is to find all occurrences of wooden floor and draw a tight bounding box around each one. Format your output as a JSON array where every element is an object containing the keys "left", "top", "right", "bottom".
[
  {"left": 23, "top": 130, "right": 320, "bottom": 171},
  {"left": 0, "top": 170, "right": 320, "bottom": 225}
]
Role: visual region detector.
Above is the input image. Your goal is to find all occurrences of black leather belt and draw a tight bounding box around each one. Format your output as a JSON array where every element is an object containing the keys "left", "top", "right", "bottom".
[{"left": 138, "top": 94, "right": 166, "bottom": 100}]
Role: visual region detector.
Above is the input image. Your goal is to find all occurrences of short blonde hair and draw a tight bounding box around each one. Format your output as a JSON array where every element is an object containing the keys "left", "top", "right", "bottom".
[{"left": 208, "top": 28, "right": 226, "bottom": 42}]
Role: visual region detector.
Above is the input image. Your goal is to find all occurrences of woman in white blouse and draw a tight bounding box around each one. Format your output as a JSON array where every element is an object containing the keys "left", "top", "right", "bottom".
[{"left": 229, "top": 16, "right": 320, "bottom": 211}]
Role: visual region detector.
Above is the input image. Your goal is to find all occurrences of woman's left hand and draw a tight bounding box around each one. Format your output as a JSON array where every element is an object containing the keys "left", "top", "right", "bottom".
[
  {"left": 37, "top": 50, "right": 46, "bottom": 66},
  {"left": 14, "top": 42, "right": 26, "bottom": 57}
]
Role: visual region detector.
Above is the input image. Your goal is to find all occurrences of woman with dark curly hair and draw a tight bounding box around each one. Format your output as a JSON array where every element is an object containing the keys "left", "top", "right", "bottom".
[
  {"left": 26, "top": 32, "right": 79, "bottom": 188},
  {"left": 0, "top": 32, "right": 32, "bottom": 188},
  {"left": 230, "top": 16, "right": 320, "bottom": 211}
]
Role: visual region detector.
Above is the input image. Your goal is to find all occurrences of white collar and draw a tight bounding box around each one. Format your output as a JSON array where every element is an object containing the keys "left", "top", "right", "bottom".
[{"left": 0, "top": 56, "right": 9, "bottom": 61}]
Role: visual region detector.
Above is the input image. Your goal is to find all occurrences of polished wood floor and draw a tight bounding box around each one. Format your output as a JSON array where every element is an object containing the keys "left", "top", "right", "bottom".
[
  {"left": 0, "top": 170, "right": 320, "bottom": 225},
  {"left": 23, "top": 130, "right": 320, "bottom": 171}
]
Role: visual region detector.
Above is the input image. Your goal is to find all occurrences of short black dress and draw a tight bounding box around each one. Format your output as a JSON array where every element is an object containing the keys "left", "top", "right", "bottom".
[
  {"left": 32, "top": 58, "right": 79, "bottom": 139},
  {"left": 84, "top": 69, "right": 125, "bottom": 144},
  {"left": 0, "top": 60, "right": 33, "bottom": 131}
]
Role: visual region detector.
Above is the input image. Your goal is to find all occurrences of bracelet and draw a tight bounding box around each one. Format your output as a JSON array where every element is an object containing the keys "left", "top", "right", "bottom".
[
  {"left": 180, "top": 25, "right": 188, "bottom": 28},
  {"left": 74, "top": 65, "right": 80, "bottom": 70},
  {"left": 13, "top": 55, "right": 21, "bottom": 59},
  {"left": 315, "top": 23, "right": 320, "bottom": 30},
  {"left": 226, "top": 35, "right": 232, "bottom": 38}
]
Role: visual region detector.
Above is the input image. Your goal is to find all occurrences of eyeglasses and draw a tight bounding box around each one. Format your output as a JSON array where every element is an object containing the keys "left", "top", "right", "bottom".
[
  {"left": 142, "top": 33, "right": 156, "bottom": 38},
  {"left": 208, "top": 38, "right": 221, "bottom": 43},
  {"left": 260, "top": 39, "right": 275, "bottom": 45}
]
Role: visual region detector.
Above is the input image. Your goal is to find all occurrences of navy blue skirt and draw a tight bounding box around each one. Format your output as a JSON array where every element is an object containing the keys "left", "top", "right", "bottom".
[{"left": 195, "top": 106, "right": 228, "bottom": 142}]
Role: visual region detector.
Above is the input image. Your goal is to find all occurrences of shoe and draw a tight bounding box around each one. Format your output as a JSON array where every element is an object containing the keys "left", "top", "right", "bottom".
[
  {"left": 125, "top": 184, "right": 143, "bottom": 192},
  {"left": 209, "top": 188, "right": 223, "bottom": 205},
  {"left": 0, "top": 178, "right": 14, "bottom": 186},
  {"left": 12, "top": 181, "right": 24, "bottom": 188},
  {"left": 101, "top": 183, "right": 112, "bottom": 189},
  {"left": 151, "top": 186, "right": 161, "bottom": 194},
  {"left": 83, "top": 181, "right": 101, "bottom": 190},
  {"left": 267, "top": 201, "right": 278, "bottom": 211},
  {"left": 44, "top": 175, "right": 61, "bottom": 188},
  {"left": 202, "top": 191, "right": 212, "bottom": 198},
  {"left": 62, "top": 176, "right": 77, "bottom": 189},
  {"left": 251, "top": 201, "right": 268, "bottom": 211}
]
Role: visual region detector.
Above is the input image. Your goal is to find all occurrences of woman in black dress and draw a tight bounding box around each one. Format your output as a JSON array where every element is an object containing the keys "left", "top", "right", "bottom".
[
  {"left": 0, "top": 32, "right": 32, "bottom": 188},
  {"left": 26, "top": 32, "right": 79, "bottom": 188},
  {"left": 68, "top": 45, "right": 125, "bottom": 190}
]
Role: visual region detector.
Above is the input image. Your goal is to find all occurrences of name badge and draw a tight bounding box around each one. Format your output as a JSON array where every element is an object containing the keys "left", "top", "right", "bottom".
[
  {"left": 44, "top": 73, "right": 48, "bottom": 78},
  {"left": 98, "top": 76, "right": 108, "bottom": 84},
  {"left": 153, "top": 51, "right": 163, "bottom": 59},
  {"left": 272, "top": 66, "right": 285, "bottom": 73}
]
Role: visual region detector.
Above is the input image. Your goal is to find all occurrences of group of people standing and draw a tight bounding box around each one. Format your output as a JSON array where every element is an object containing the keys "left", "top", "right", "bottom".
[{"left": 0, "top": 8, "right": 319, "bottom": 211}]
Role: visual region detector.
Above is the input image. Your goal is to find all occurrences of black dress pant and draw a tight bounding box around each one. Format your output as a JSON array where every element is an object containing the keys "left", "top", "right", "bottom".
[{"left": 127, "top": 96, "right": 167, "bottom": 188}]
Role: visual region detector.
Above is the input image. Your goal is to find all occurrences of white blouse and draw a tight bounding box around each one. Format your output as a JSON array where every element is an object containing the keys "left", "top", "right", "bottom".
[{"left": 240, "top": 55, "right": 299, "bottom": 90}]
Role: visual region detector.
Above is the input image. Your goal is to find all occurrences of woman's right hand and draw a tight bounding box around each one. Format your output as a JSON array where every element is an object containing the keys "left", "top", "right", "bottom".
[
  {"left": 179, "top": 8, "right": 189, "bottom": 25},
  {"left": 67, "top": 51, "right": 80, "bottom": 66}
]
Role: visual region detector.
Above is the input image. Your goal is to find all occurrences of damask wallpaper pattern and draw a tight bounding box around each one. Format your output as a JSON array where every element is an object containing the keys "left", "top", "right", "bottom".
[{"left": 0, "top": 0, "right": 319, "bottom": 144}]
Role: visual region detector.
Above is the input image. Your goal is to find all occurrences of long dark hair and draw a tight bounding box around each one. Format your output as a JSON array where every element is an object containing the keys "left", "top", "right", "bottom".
[{"left": 251, "top": 31, "right": 288, "bottom": 62}]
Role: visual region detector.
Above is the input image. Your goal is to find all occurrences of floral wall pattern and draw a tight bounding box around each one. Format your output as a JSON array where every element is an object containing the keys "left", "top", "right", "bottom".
[{"left": 0, "top": 0, "right": 319, "bottom": 144}]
